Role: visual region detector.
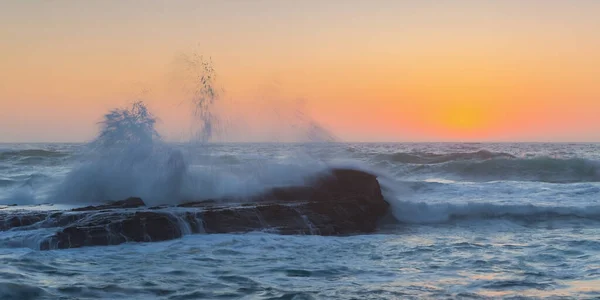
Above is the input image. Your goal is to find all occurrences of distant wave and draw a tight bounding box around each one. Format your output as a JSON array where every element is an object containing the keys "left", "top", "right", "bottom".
[
  {"left": 413, "top": 157, "right": 600, "bottom": 183},
  {"left": 0, "top": 149, "right": 68, "bottom": 160},
  {"left": 390, "top": 200, "right": 600, "bottom": 224},
  {"left": 373, "top": 149, "right": 600, "bottom": 183},
  {"left": 378, "top": 150, "right": 515, "bottom": 164}
]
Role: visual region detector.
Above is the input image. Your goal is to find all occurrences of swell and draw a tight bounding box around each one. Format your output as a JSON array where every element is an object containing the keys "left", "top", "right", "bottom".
[
  {"left": 0, "top": 149, "right": 68, "bottom": 159},
  {"left": 0, "top": 149, "right": 69, "bottom": 166},
  {"left": 389, "top": 200, "right": 600, "bottom": 224},
  {"left": 377, "top": 150, "right": 515, "bottom": 164},
  {"left": 374, "top": 148, "right": 600, "bottom": 183},
  {"left": 412, "top": 157, "right": 600, "bottom": 183}
]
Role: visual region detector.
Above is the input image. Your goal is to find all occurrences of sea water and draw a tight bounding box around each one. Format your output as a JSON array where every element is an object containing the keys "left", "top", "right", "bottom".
[{"left": 1, "top": 142, "right": 599, "bottom": 299}]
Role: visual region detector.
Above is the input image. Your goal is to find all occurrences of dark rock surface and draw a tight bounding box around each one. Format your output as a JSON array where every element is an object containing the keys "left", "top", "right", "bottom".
[
  {"left": 39, "top": 211, "right": 204, "bottom": 250},
  {"left": 1, "top": 169, "right": 391, "bottom": 250},
  {"left": 71, "top": 197, "right": 146, "bottom": 211},
  {"left": 195, "top": 169, "right": 389, "bottom": 235},
  {"left": 0, "top": 212, "right": 49, "bottom": 231}
]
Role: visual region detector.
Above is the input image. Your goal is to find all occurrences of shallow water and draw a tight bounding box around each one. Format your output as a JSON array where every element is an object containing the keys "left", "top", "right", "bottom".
[{"left": 1, "top": 143, "right": 600, "bottom": 299}]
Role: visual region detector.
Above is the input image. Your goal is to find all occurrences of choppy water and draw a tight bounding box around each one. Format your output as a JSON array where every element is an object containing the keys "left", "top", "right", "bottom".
[{"left": 1, "top": 142, "right": 600, "bottom": 299}]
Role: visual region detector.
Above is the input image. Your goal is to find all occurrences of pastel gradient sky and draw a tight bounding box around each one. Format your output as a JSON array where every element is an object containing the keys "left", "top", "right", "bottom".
[{"left": 1, "top": 0, "right": 599, "bottom": 142}]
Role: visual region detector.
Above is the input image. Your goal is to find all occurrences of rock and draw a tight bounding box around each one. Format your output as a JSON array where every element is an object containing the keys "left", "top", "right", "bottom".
[
  {"left": 0, "top": 197, "right": 145, "bottom": 232},
  {"left": 1, "top": 169, "right": 391, "bottom": 250},
  {"left": 71, "top": 197, "right": 146, "bottom": 211},
  {"left": 40, "top": 211, "right": 202, "bottom": 250},
  {"left": 0, "top": 212, "right": 48, "bottom": 231},
  {"left": 197, "top": 169, "right": 389, "bottom": 235}
]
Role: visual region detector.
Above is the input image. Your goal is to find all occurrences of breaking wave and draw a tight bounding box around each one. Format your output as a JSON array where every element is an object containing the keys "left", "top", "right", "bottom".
[
  {"left": 47, "top": 55, "right": 332, "bottom": 206},
  {"left": 49, "top": 101, "right": 195, "bottom": 205}
]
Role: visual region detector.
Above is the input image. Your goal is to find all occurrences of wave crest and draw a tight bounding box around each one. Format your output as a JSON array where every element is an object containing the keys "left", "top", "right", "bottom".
[
  {"left": 379, "top": 150, "right": 515, "bottom": 164},
  {"left": 426, "top": 157, "right": 600, "bottom": 183}
]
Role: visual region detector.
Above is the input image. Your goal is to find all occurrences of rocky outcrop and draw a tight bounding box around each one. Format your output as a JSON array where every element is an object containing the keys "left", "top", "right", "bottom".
[
  {"left": 1, "top": 169, "right": 391, "bottom": 250},
  {"left": 194, "top": 169, "right": 389, "bottom": 235}
]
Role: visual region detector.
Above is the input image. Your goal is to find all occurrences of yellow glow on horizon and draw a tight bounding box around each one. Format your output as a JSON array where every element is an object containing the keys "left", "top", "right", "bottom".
[
  {"left": 441, "top": 104, "right": 485, "bottom": 131},
  {"left": 420, "top": 99, "right": 493, "bottom": 141}
]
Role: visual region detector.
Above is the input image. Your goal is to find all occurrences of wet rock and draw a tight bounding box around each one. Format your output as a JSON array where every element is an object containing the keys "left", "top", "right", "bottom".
[
  {"left": 8, "top": 169, "right": 390, "bottom": 250},
  {"left": 40, "top": 211, "right": 202, "bottom": 250},
  {"left": 0, "top": 212, "right": 49, "bottom": 231},
  {"left": 71, "top": 197, "right": 146, "bottom": 211},
  {"left": 198, "top": 169, "right": 389, "bottom": 235}
]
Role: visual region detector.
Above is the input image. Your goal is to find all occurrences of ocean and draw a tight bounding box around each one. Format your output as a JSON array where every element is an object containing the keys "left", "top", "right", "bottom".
[{"left": 1, "top": 142, "right": 600, "bottom": 299}]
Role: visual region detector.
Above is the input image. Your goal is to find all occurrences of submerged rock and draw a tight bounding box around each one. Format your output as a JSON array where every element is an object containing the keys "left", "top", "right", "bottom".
[{"left": 1, "top": 169, "right": 390, "bottom": 250}]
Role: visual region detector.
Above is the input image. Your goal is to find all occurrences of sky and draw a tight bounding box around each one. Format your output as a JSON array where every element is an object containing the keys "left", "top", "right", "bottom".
[{"left": 1, "top": 0, "right": 599, "bottom": 142}]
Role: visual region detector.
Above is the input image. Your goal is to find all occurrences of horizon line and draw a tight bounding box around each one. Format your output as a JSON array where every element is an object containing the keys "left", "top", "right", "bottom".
[{"left": 1, "top": 141, "right": 599, "bottom": 144}]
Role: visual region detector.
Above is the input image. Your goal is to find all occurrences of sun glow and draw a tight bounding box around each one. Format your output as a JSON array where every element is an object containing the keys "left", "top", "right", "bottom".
[
  {"left": 423, "top": 100, "right": 493, "bottom": 140},
  {"left": 441, "top": 104, "right": 485, "bottom": 130}
]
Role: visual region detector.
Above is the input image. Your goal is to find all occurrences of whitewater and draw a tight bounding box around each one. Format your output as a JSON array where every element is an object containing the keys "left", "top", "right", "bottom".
[{"left": 0, "top": 142, "right": 599, "bottom": 299}]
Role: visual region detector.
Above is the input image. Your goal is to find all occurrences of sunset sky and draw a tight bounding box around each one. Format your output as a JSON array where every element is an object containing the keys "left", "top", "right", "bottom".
[{"left": 1, "top": 0, "right": 599, "bottom": 142}]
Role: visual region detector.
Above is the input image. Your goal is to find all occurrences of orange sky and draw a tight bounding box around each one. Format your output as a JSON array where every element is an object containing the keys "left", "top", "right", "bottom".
[{"left": 1, "top": 0, "right": 599, "bottom": 142}]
